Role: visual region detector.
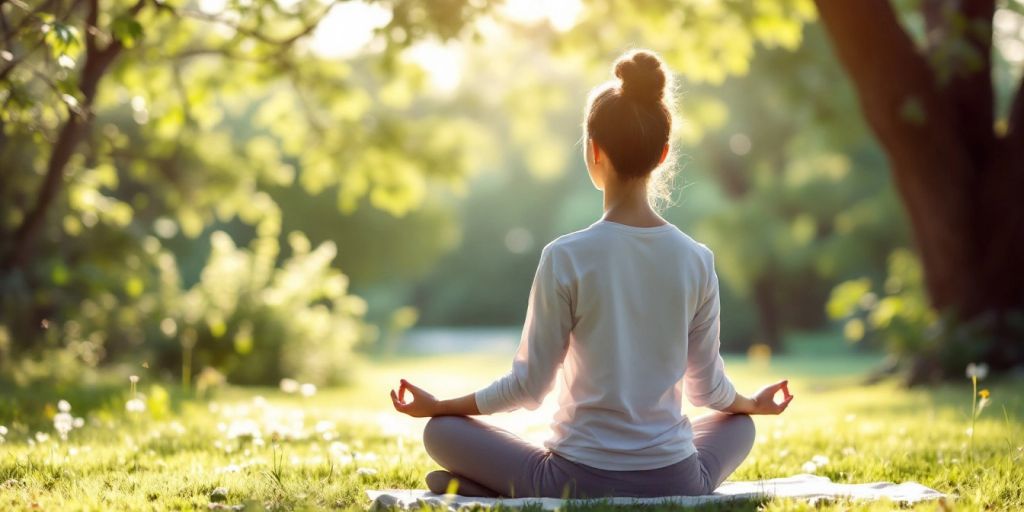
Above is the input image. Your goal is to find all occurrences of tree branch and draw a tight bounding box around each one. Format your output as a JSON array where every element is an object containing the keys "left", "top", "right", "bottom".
[{"left": 179, "top": 0, "right": 339, "bottom": 48}]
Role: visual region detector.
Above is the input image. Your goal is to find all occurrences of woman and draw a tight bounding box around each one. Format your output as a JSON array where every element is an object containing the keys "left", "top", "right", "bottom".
[{"left": 390, "top": 49, "right": 794, "bottom": 499}]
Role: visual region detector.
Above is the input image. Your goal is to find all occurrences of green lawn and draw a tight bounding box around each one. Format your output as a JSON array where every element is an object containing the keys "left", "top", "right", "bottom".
[{"left": 0, "top": 341, "right": 1021, "bottom": 511}]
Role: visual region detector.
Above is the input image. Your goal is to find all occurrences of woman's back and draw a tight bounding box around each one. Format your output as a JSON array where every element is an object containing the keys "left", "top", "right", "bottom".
[{"left": 542, "top": 219, "right": 735, "bottom": 470}]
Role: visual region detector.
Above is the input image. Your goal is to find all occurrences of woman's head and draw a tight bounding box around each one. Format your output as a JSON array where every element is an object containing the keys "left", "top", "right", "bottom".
[{"left": 584, "top": 49, "right": 675, "bottom": 205}]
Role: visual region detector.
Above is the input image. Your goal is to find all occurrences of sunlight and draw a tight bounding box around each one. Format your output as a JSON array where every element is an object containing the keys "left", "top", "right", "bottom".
[
  {"left": 501, "top": 0, "right": 584, "bottom": 32},
  {"left": 994, "top": 7, "right": 1024, "bottom": 71},
  {"left": 309, "top": 1, "right": 392, "bottom": 59},
  {"left": 405, "top": 40, "right": 465, "bottom": 94}
]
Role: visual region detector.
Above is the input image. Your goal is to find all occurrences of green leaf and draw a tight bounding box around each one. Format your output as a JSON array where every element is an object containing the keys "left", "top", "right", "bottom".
[
  {"left": 827, "top": 278, "right": 872, "bottom": 320},
  {"left": 112, "top": 16, "right": 144, "bottom": 49},
  {"left": 42, "top": 22, "right": 80, "bottom": 58}
]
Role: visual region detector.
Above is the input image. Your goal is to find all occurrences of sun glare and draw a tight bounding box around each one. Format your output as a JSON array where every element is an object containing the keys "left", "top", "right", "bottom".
[
  {"left": 501, "top": 0, "right": 584, "bottom": 32},
  {"left": 405, "top": 40, "right": 465, "bottom": 94},
  {"left": 309, "top": 1, "right": 392, "bottom": 59}
]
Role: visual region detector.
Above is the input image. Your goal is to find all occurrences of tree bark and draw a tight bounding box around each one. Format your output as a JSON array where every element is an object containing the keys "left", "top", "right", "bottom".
[{"left": 815, "top": 0, "right": 1024, "bottom": 380}]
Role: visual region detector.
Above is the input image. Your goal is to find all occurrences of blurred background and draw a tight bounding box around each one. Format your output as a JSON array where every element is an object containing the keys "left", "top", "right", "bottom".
[{"left": 2, "top": 0, "right": 1022, "bottom": 392}]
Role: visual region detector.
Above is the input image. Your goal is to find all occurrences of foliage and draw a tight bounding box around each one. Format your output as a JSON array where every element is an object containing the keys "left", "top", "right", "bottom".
[
  {"left": 827, "top": 249, "right": 1024, "bottom": 382},
  {"left": 828, "top": 249, "right": 937, "bottom": 356},
  {"left": 0, "top": 0, "right": 495, "bottom": 384}
]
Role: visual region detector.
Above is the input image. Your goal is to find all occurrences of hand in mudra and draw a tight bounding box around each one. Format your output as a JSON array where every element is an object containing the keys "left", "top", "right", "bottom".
[
  {"left": 749, "top": 380, "right": 794, "bottom": 415},
  {"left": 390, "top": 379, "right": 440, "bottom": 417}
]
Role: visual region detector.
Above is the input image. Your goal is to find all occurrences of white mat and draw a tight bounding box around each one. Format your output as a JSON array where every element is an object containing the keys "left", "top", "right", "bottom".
[{"left": 366, "top": 474, "right": 946, "bottom": 510}]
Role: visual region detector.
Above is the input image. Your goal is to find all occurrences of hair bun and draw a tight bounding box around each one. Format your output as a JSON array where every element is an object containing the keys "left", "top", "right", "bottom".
[{"left": 613, "top": 50, "right": 667, "bottom": 104}]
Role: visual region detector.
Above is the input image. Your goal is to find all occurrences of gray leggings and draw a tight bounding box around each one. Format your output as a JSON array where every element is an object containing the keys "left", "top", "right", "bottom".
[{"left": 422, "top": 412, "right": 755, "bottom": 498}]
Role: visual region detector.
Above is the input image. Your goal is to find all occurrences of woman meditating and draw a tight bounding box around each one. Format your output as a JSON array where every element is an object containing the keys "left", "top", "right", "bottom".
[{"left": 390, "top": 49, "right": 794, "bottom": 499}]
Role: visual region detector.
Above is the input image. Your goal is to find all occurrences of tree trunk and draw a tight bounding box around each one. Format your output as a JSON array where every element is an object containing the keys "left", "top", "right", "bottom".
[
  {"left": 0, "top": 0, "right": 127, "bottom": 274},
  {"left": 814, "top": 0, "right": 1024, "bottom": 382}
]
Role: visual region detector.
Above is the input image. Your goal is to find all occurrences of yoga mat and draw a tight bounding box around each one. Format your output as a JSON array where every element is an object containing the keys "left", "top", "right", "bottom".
[{"left": 366, "top": 473, "right": 946, "bottom": 510}]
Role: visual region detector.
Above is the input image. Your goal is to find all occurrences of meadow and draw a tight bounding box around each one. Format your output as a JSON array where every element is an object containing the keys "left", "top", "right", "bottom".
[{"left": 0, "top": 334, "right": 1021, "bottom": 511}]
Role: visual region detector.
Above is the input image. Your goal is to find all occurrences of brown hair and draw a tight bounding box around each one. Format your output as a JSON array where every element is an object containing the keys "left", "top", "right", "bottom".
[{"left": 584, "top": 49, "right": 676, "bottom": 206}]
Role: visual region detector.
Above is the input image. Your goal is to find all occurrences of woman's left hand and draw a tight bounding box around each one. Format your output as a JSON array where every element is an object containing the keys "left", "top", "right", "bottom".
[{"left": 391, "top": 379, "right": 440, "bottom": 417}]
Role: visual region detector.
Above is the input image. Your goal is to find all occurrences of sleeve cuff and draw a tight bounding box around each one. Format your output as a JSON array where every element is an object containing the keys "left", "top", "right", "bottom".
[
  {"left": 473, "top": 388, "right": 492, "bottom": 415},
  {"left": 707, "top": 379, "right": 737, "bottom": 411}
]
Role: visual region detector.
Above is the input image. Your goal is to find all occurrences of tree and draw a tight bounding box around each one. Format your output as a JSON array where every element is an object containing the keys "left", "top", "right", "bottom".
[
  {"left": 0, "top": 0, "right": 493, "bottom": 382},
  {"left": 814, "top": 0, "right": 1024, "bottom": 381}
]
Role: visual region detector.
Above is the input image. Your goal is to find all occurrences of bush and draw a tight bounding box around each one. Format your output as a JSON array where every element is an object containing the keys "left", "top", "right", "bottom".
[
  {"left": 827, "top": 248, "right": 1024, "bottom": 382},
  {"left": 0, "top": 203, "right": 373, "bottom": 387}
]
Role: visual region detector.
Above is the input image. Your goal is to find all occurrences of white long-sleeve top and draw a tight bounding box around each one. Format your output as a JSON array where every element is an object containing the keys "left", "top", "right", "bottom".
[{"left": 474, "top": 219, "right": 737, "bottom": 471}]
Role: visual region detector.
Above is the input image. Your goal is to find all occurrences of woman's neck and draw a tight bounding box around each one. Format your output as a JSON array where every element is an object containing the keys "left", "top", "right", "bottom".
[{"left": 601, "top": 176, "right": 667, "bottom": 228}]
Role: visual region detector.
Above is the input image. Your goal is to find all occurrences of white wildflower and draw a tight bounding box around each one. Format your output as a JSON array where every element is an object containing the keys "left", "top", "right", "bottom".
[
  {"left": 354, "top": 451, "right": 378, "bottom": 463},
  {"left": 129, "top": 375, "right": 140, "bottom": 384},
  {"left": 279, "top": 378, "right": 299, "bottom": 394},
  {"left": 126, "top": 398, "right": 146, "bottom": 413},
  {"left": 329, "top": 441, "right": 350, "bottom": 457},
  {"left": 54, "top": 412, "right": 74, "bottom": 441},
  {"left": 73, "top": 417, "right": 85, "bottom": 429},
  {"left": 35, "top": 432, "right": 49, "bottom": 443},
  {"left": 57, "top": 400, "right": 71, "bottom": 413},
  {"left": 801, "top": 461, "right": 817, "bottom": 473},
  {"left": 299, "top": 383, "right": 317, "bottom": 397},
  {"left": 225, "top": 419, "right": 261, "bottom": 441}
]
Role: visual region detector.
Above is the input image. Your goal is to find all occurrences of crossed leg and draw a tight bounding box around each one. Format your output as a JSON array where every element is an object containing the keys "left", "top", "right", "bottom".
[{"left": 421, "top": 412, "right": 756, "bottom": 498}]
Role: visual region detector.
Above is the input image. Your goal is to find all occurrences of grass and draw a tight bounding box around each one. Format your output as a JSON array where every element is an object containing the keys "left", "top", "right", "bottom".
[{"left": 0, "top": 339, "right": 1021, "bottom": 511}]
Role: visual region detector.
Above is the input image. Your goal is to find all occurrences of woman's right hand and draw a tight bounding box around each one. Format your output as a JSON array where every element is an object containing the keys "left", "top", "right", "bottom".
[
  {"left": 725, "top": 380, "right": 793, "bottom": 415},
  {"left": 749, "top": 380, "right": 793, "bottom": 415}
]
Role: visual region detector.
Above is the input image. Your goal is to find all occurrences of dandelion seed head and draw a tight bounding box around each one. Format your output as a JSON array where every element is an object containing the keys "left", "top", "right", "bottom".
[
  {"left": 965, "top": 362, "right": 989, "bottom": 380},
  {"left": 129, "top": 375, "right": 140, "bottom": 384},
  {"left": 57, "top": 400, "right": 71, "bottom": 413}
]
